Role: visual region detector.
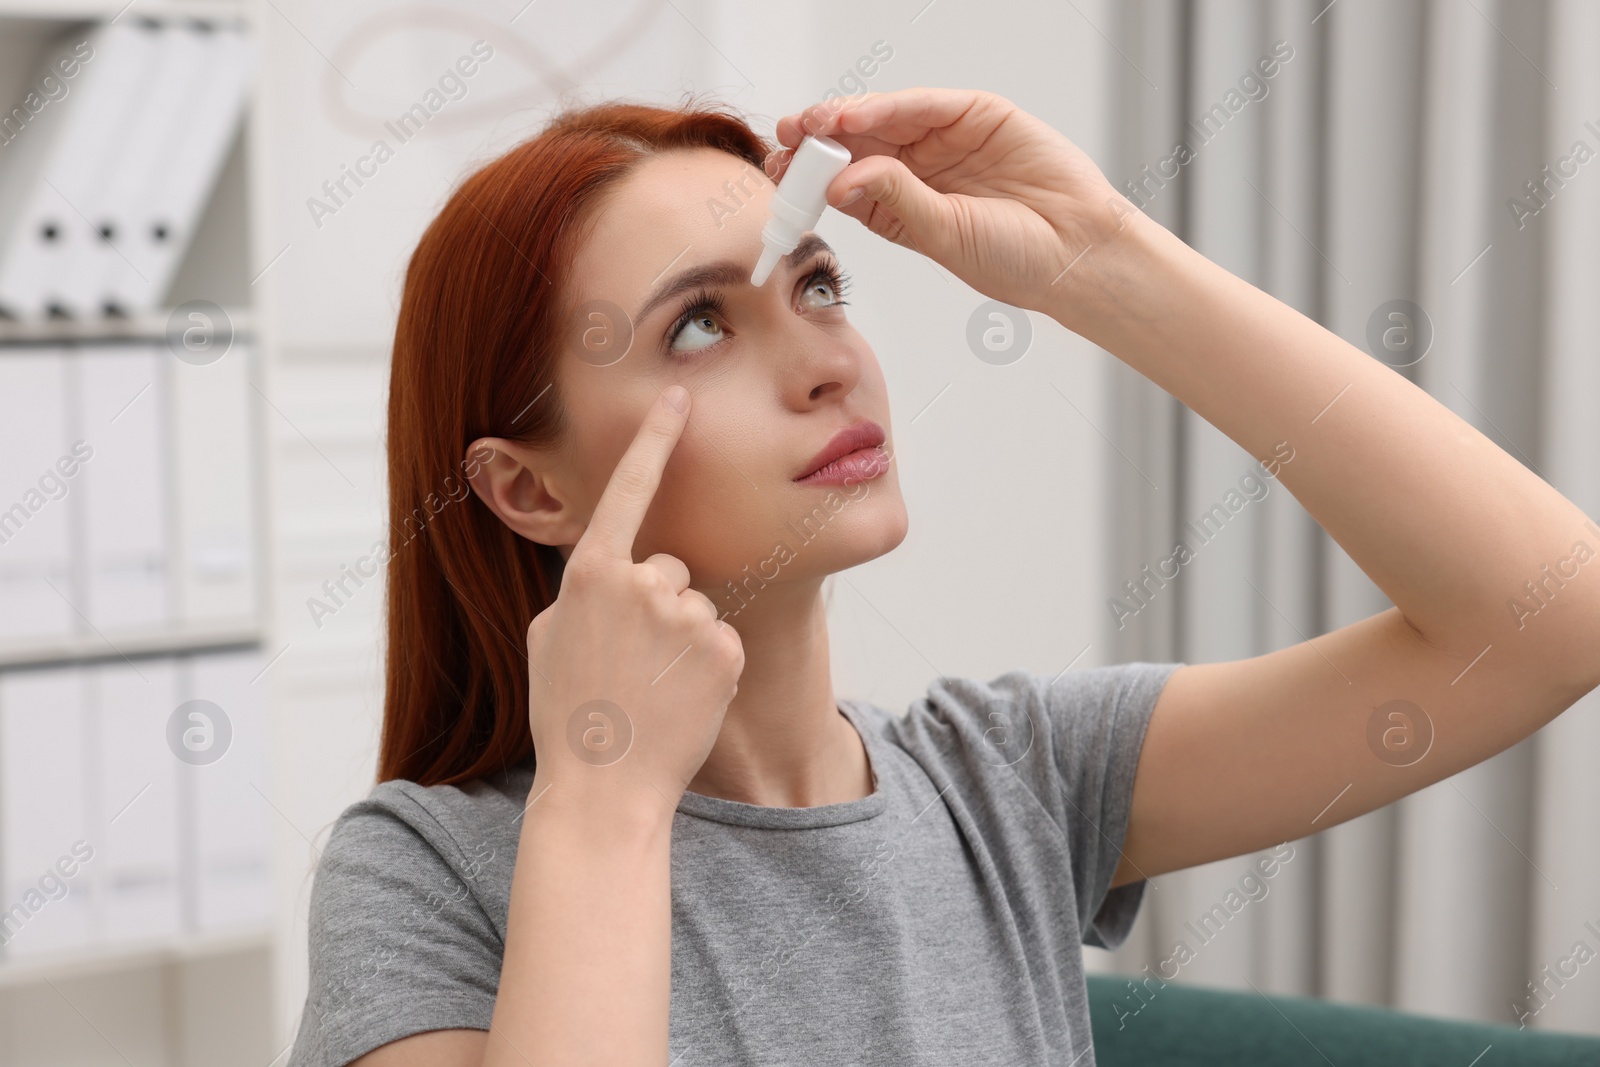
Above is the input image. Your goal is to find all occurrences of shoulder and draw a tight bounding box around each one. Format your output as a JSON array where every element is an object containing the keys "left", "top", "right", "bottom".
[
  {"left": 867, "top": 661, "right": 1184, "bottom": 771},
  {"left": 322, "top": 765, "right": 531, "bottom": 877},
  {"left": 857, "top": 662, "right": 1185, "bottom": 837},
  {"left": 289, "top": 765, "right": 533, "bottom": 1067},
  {"left": 306, "top": 764, "right": 534, "bottom": 950},
  {"left": 860, "top": 662, "right": 1183, "bottom": 951}
]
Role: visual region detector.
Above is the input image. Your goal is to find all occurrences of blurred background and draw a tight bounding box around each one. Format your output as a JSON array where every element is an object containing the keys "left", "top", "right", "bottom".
[{"left": 0, "top": 0, "right": 1596, "bottom": 1063}]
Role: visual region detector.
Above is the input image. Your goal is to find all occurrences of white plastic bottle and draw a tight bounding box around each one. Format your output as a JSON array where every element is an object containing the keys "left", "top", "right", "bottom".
[{"left": 750, "top": 134, "right": 852, "bottom": 286}]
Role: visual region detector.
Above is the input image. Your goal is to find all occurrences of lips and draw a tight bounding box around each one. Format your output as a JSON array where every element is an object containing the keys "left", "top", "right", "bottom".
[{"left": 794, "top": 419, "right": 887, "bottom": 481}]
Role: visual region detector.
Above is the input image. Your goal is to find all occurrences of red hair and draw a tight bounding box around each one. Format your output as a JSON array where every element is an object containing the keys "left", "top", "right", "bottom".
[{"left": 379, "top": 97, "right": 774, "bottom": 786}]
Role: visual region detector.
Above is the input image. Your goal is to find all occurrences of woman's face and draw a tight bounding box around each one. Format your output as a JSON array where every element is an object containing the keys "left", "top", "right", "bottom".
[{"left": 548, "top": 146, "right": 907, "bottom": 614}]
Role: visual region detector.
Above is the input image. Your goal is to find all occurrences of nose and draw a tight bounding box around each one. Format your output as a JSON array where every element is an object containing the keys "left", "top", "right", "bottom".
[{"left": 785, "top": 330, "right": 862, "bottom": 406}]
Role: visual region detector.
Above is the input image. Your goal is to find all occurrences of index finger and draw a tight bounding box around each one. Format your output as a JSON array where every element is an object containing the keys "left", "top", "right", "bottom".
[
  {"left": 774, "top": 87, "right": 990, "bottom": 153},
  {"left": 576, "top": 384, "right": 691, "bottom": 562}
]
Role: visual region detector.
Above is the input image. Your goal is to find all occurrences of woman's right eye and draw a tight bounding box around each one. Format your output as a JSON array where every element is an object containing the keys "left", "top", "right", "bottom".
[
  {"left": 669, "top": 307, "right": 726, "bottom": 354},
  {"left": 665, "top": 287, "right": 730, "bottom": 358}
]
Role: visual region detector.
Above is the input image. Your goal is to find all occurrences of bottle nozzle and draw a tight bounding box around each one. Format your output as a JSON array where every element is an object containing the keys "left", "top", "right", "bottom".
[{"left": 750, "top": 243, "right": 783, "bottom": 287}]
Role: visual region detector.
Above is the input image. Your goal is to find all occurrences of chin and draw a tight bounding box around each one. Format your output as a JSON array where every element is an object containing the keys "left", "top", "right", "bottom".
[
  {"left": 692, "top": 492, "right": 909, "bottom": 606},
  {"left": 804, "top": 491, "right": 910, "bottom": 572},
  {"left": 863, "top": 495, "right": 911, "bottom": 555}
]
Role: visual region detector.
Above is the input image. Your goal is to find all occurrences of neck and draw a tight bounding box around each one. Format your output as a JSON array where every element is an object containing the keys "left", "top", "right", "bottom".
[{"left": 683, "top": 577, "right": 872, "bottom": 808}]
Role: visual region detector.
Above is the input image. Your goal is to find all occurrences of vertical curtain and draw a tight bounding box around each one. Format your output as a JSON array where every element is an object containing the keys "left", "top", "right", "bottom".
[{"left": 1097, "top": 0, "right": 1600, "bottom": 1033}]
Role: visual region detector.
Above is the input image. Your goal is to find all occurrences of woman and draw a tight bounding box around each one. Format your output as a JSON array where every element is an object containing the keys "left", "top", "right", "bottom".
[{"left": 286, "top": 88, "right": 1600, "bottom": 1066}]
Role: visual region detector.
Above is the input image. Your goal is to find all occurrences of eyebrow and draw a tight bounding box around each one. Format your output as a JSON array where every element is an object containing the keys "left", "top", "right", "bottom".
[{"left": 633, "top": 233, "right": 837, "bottom": 326}]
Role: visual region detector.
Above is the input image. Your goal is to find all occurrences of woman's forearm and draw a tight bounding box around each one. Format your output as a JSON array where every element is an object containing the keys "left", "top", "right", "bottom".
[
  {"left": 484, "top": 780, "right": 675, "bottom": 1067},
  {"left": 1055, "top": 206, "right": 1600, "bottom": 690}
]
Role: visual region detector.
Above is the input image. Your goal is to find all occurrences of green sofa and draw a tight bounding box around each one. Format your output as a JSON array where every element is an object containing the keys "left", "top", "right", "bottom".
[{"left": 1086, "top": 973, "right": 1600, "bottom": 1065}]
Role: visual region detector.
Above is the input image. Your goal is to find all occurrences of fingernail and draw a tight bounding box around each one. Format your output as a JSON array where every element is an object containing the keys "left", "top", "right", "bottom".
[
  {"left": 663, "top": 384, "right": 689, "bottom": 412},
  {"left": 839, "top": 186, "right": 865, "bottom": 207}
]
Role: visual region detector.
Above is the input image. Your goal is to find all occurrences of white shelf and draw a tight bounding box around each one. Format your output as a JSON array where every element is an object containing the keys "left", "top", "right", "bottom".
[
  {"left": 0, "top": 622, "right": 262, "bottom": 670},
  {"left": 0, "top": 306, "right": 254, "bottom": 346},
  {"left": 0, "top": 8, "right": 277, "bottom": 1065},
  {"left": 0, "top": 0, "right": 247, "bottom": 21},
  {"left": 0, "top": 926, "right": 270, "bottom": 989}
]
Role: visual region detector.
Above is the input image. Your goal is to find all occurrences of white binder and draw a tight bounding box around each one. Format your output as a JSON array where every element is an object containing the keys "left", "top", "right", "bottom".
[
  {"left": 90, "top": 658, "right": 182, "bottom": 945},
  {"left": 75, "top": 345, "right": 171, "bottom": 633},
  {"left": 0, "top": 31, "right": 91, "bottom": 318},
  {"left": 184, "top": 649, "right": 272, "bottom": 932},
  {"left": 169, "top": 339, "right": 258, "bottom": 627},
  {"left": 0, "top": 666, "right": 94, "bottom": 959},
  {"left": 0, "top": 348, "right": 78, "bottom": 644}
]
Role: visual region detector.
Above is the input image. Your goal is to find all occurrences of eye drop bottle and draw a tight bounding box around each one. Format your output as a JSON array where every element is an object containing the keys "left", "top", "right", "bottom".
[{"left": 750, "top": 133, "right": 852, "bottom": 286}]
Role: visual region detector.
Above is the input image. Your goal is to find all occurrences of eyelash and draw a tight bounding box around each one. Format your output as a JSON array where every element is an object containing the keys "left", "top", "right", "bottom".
[{"left": 664, "top": 259, "right": 853, "bottom": 354}]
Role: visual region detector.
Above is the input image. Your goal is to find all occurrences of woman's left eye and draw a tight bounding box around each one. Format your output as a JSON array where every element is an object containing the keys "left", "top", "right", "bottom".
[{"left": 799, "top": 264, "right": 852, "bottom": 310}]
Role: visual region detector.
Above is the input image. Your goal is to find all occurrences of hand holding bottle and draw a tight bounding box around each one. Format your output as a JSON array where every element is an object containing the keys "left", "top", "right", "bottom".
[{"left": 772, "top": 88, "right": 1137, "bottom": 330}]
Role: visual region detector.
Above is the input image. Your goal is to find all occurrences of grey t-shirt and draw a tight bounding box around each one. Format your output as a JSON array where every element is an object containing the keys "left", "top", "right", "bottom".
[{"left": 286, "top": 660, "right": 1183, "bottom": 1067}]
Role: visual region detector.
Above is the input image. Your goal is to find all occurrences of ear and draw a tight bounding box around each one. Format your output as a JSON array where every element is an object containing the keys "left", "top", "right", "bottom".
[{"left": 464, "top": 436, "right": 582, "bottom": 550}]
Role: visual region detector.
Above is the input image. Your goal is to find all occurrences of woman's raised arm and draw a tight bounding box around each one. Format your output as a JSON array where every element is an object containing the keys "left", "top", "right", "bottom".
[{"left": 777, "top": 87, "right": 1600, "bottom": 880}]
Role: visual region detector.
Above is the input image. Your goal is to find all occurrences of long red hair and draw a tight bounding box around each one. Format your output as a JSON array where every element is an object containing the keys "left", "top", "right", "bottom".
[{"left": 379, "top": 97, "right": 774, "bottom": 785}]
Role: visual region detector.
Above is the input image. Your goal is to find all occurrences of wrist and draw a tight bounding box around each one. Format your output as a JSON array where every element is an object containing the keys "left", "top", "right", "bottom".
[
  {"left": 526, "top": 766, "right": 681, "bottom": 844},
  {"left": 1040, "top": 193, "right": 1188, "bottom": 349}
]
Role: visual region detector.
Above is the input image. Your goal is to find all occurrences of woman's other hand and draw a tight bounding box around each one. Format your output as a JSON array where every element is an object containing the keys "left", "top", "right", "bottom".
[{"left": 524, "top": 386, "right": 745, "bottom": 826}]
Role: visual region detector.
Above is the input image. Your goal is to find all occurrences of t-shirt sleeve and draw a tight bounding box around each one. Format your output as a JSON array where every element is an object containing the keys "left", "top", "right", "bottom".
[
  {"left": 286, "top": 789, "right": 503, "bottom": 1067},
  {"left": 1031, "top": 661, "right": 1183, "bottom": 950}
]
